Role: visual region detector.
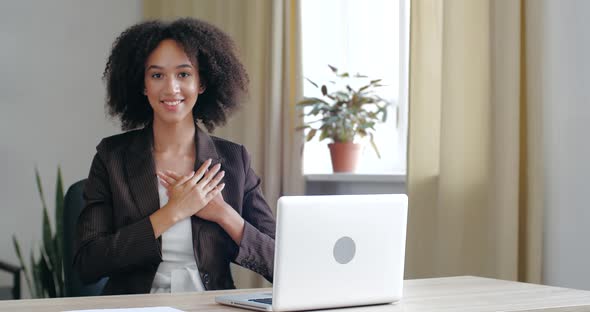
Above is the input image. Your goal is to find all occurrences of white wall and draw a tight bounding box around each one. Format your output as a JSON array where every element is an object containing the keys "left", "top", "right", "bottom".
[
  {"left": 538, "top": 0, "right": 590, "bottom": 290},
  {"left": 0, "top": 0, "right": 141, "bottom": 296}
]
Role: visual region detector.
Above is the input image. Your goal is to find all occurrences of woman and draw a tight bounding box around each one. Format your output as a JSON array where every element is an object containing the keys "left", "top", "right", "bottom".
[{"left": 73, "top": 18, "right": 275, "bottom": 295}]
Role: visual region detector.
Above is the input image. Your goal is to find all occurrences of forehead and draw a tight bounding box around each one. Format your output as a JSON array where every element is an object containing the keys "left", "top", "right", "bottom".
[{"left": 146, "top": 39, "right": 194, "bottom": 68}]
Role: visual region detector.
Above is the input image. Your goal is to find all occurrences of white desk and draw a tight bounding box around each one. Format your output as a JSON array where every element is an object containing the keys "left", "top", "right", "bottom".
[{"left": 2, "top": 276, "right": 590, "bottom": 311}]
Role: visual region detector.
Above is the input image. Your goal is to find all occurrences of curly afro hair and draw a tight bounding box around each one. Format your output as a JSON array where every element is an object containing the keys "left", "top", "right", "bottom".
[{"left": 103, "top": 18, "right": 249, "bottom": 132}]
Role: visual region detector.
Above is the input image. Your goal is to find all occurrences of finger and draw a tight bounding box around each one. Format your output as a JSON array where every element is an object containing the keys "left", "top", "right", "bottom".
[
  {"left": 196, "top": 163, "right": 221, "bottom": 188},
  {"left": 164, "top": 170, "right": 182, "bottom": 182},
  {"left": 158, "top": 177, "right": 170, "bottom": 188},
  {"left": 187, "top": 159, "right": 213, "bottom": 186},
  {"left": 205, "top": 183, "right": 225, "bottom": 201},
  {"left": 157, "top": 172, "right": 176, "bottom": 186},
  {"left": 204, "top": 170, "right": 225, "bottom": 193},
  {"left": 175, "top": 171, "right": 196, "bottom": 187}
]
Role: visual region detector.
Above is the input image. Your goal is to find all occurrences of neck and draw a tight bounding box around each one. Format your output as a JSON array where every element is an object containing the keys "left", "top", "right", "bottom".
[{"left": 152, "top": 117, "right": 196, "bottom": 155}]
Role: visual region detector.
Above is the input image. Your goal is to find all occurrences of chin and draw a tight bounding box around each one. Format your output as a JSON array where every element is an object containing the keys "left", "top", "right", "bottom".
[{"left": 155, "top": 112, "right": 194, "bottom": 125}]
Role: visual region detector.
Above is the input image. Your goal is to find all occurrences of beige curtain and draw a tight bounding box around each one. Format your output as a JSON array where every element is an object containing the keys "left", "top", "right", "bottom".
[
  {"left": 407, "top": 0, "right": 543, "bottom": 283},
  {"left": 143, "top": 0, "right": 304, "bottom": 288}
]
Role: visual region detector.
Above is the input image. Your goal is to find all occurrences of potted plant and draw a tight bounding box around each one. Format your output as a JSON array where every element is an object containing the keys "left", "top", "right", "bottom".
[
  {"left": 296, "top": 65, "right": 391, "bottom": 172},
  {"left": 13, "top": 167, "right": 65, "bottom": 298}
]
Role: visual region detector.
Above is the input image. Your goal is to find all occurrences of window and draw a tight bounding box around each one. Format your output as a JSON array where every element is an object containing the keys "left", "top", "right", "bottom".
[{"left": 300, "top": 0, "right": 409, "bottom": 175}]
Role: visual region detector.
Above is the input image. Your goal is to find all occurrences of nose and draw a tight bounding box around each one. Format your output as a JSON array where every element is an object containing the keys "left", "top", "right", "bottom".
[{"left": 164, "top": 76, "right": 180, "bottom": 94}]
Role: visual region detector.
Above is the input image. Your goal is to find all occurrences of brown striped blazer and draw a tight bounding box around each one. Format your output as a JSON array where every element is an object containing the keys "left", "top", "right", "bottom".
[{"left": 73, "top": 124, "right": 275, "bottom": 295}]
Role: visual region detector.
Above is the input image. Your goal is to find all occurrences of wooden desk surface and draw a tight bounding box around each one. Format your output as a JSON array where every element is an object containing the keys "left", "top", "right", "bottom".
[{"left": 2, "top": 276, "right": 590, "bottom": 312}]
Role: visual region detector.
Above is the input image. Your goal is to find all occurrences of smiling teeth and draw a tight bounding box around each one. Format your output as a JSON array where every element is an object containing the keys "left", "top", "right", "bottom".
[{"left": 163, "top": 100, "right": 182, "bottom": 106}]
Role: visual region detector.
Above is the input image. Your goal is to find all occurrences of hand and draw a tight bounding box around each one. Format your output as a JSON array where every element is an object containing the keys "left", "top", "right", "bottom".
[
  {"left": 157, "top": 159, "right": 225, "bottom": 222},
  {"left": 159, "top": 167, "right": 230, "bottom": 224},
  {"left": 159, "top": 167, "right": 245, "bottom": 244}
]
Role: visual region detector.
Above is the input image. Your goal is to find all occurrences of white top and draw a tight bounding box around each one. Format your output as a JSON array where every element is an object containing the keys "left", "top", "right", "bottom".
[{"left": 150, "top": 183, "right": 205, "bottom": 293}]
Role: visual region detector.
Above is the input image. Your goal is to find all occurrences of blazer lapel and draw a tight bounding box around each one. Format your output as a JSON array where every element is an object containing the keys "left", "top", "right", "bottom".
[
  {"left": 124, "top": 124, "right": 160, "bottom": 218},
  {"left": 194, "top": 126, "right": 223, "bottom": 170}
]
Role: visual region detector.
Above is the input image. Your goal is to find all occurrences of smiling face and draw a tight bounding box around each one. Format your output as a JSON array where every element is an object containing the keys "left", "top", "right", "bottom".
[{"left": 144, "top": 39, "right": 205, "bottom": 126}]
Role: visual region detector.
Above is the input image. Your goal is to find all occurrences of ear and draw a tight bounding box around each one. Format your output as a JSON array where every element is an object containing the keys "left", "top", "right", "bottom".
[
  {"left": 143, "top": 88, "right": 147, "bottom": 95},
  {"left": 198, "top": 84, "right": 206, "bottom": 94}
]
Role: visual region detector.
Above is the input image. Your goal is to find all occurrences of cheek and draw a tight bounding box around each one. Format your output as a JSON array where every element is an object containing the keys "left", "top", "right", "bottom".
[{"left": 183, "top": 82, "right": 199, "bottom": 97}]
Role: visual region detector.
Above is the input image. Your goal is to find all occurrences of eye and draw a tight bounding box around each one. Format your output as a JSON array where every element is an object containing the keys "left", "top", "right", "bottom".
[
  {"left": 151, "top": 73, "right": 163, "bottom": 79},
  {"left": 178, "top": 72, "right": 191, "bottom": 78}
]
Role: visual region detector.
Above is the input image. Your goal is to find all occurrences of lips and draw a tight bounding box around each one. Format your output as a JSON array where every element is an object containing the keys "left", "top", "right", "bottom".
[
  {"left": 161, "top": 99, "right": 184, "bottom": 106},
  {"left": 161, "top": 99, "right": 184, "bottom": 111}
]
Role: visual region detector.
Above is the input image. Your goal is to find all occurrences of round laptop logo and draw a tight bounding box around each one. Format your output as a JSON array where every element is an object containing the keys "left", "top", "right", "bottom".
[{"left": 333, "top": 236, "right": 356, "bottom": 264}]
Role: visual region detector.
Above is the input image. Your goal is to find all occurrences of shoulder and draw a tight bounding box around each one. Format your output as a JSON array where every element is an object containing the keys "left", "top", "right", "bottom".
[
  {"left": 209, "top": 135, "right": 251, "bottom": 166},
  {"left": 95, "top": 128, "right": 143, "bottom": 156}
]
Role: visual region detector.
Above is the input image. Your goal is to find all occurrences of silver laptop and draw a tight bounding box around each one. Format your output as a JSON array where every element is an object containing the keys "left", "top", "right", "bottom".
[{"left": 215, "top": 194, "right": 408, "bottom": 312}]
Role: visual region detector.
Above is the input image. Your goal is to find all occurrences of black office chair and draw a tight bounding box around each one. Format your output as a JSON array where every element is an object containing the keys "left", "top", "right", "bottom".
[
  {"left": 0, "top": 260, "right": 20, "bottom": 299},
  {"left": 63, "top": 179, "right": 108, "bottom": 296}
]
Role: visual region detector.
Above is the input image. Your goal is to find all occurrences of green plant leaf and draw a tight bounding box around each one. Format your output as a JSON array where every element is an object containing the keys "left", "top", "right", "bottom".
[
  {"left": 370, "top": 133, "right": 382, "bottom": 159},
  {"left": 321, "top": 85, "right": 327, "bottom": 96},
  {"left": 31, "top": 249, "right": 42, "bottom": 298},
  {"left": 305, "top": 129, "right": 317, "bottom": 142},
  {"left": 304, "top": 77, "right": 318, "bottom": 88},
  {"left": 319, "top": 128, "right": 330, "bottom": 141},
  {"left": 55, "top": 167, "right": 64, "bottom": 296},
  {"left": 39, "top": 247, "right": 56, "bottom": 298},
  {"left": 12, "top": 235, "right": 34, "bottom": 297},
  {"left": 296, "top": 97, "right": 328, "bottom": 107},
  {"left": 295, "top": 125, "right": 311, "bottom": 131},
  {"left": 35, "top": 167, "right": 48, "bottom": 213},
  {"left": 328, "top": 64, "right": 338, "bottom": 73},
  {"left": 41, "top": 202, "right": 55, "bottom": 273}
]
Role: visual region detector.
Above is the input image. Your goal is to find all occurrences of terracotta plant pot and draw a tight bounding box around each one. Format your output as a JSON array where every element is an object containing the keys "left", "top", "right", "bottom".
[{"left": 328, "top": 142, "right": 362, "bottom": 173}]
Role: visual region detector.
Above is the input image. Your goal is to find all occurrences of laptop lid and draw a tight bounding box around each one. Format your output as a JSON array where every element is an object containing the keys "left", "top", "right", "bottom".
[{"left": 271, "top": 194, "right": 408, "bottom": 311}]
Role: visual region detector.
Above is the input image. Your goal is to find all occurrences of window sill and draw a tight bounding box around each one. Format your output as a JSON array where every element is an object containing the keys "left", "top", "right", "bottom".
[{"left": 304, "top": 173, "right": 406, "bottom": 183}]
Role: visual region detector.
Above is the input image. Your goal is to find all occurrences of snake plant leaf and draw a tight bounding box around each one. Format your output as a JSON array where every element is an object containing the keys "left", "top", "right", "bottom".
[
  {"left": 39, "top": 247, "right": 56, "bottom": 298},
  {"left": 31, "top": 249, "right": 42, "bottom": 298},
  {"left": 35, "top": 167, "right": 48, "bottom": 213},
  {"left": 41, "top": 203, "right": 55, "bottom": 276},
  {"left": 12, "top": 235, "right": 33, "bottom": 297},
  {"left": 54, "top": 167, "right": 64, "bottom": 296}
]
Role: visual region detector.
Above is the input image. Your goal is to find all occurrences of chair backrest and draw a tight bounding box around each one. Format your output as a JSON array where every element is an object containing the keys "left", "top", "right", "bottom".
[
  {"left": 0, "top": 260, "right": 20, "bottom": 299},
  {"left": 63, "top": 179, "right": 107, "bottom": 297}
]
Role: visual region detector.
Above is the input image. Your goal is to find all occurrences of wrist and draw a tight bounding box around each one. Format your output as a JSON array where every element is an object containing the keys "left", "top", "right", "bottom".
[
  {"left": 162, "top": 201, "right": 183, "bottom": 224},
  {"left": 216, "top": 203, "right": 235, "bottom": 225}
]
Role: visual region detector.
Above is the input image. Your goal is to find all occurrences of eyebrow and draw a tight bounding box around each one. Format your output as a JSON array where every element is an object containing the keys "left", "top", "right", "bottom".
[{"left": 146, "top": 64, "right": 194, "bottom": 71}]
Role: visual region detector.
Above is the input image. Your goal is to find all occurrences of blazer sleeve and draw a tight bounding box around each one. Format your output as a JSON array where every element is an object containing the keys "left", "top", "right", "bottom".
[
  {"left": 73, "top": 142, "right": 162, "bottom": 284},
  {"left": 233, "top": 145, "right": 276, "bottom": 282}
]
